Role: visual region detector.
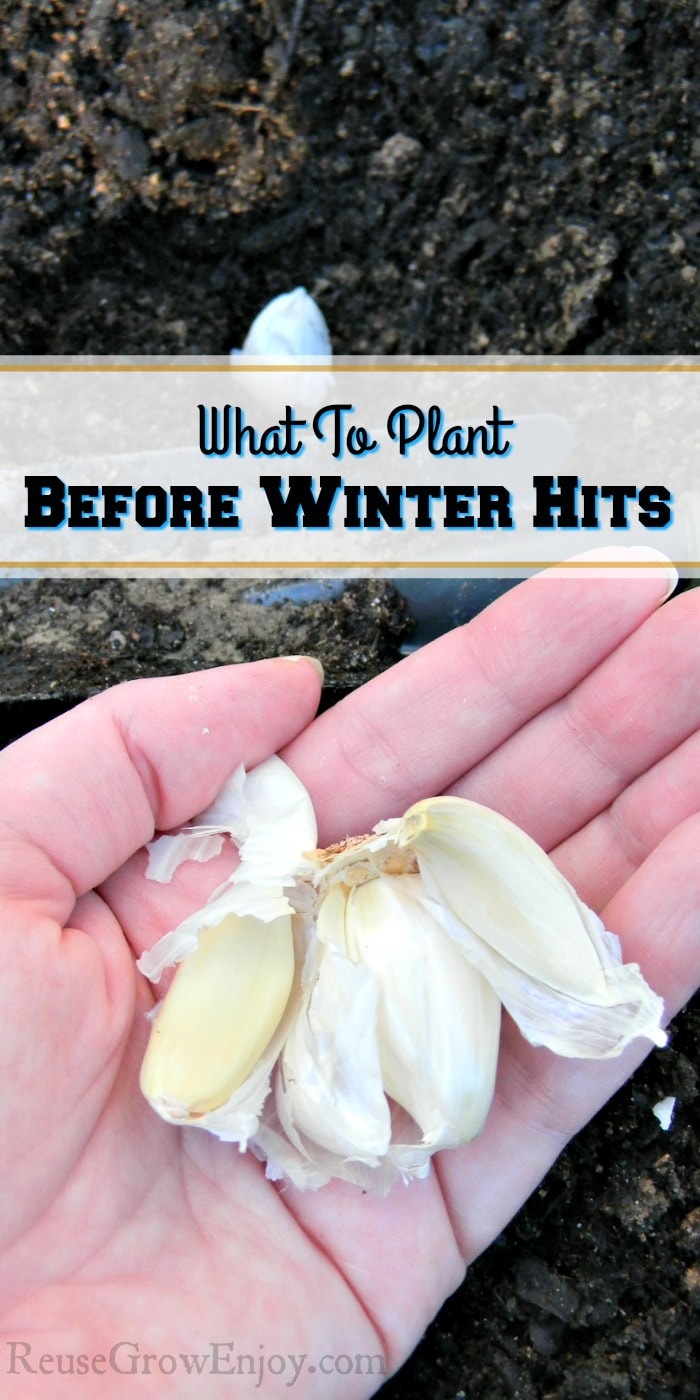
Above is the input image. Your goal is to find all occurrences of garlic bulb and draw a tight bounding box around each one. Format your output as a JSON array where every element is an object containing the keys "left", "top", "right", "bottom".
[{"left": 137, "top": 757, "right": 666, "bottom": 1191}]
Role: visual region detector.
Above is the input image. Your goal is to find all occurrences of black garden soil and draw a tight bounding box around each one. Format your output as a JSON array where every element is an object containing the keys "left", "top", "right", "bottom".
[{"left": 0, "top": 3, "right": 698, "bottom": 1396}]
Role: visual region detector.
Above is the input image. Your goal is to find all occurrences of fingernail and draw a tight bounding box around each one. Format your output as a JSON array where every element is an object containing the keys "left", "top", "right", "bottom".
[
  {"left": 544, "top": 546, "right": 678, "bottom": 599},
  {"left": 280, "top": 655, "right": 325, "bottom": 684}
]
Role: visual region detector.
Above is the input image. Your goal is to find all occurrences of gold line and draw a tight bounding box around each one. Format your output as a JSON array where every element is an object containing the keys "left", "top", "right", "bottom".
[
  {"left": 1, "top": 363, "right": 699, "bottom": 373},
  {"left": 0, "top": 560, "right": 696, "bottom": 571}
]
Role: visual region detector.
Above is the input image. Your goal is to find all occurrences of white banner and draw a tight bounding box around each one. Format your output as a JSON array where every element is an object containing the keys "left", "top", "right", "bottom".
[{"left": 1, "top": 359, "right": 698, "bottom": 577}]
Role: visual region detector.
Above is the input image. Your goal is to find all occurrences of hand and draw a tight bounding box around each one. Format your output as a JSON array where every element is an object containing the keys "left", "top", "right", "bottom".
[{"left": 0, "top": 569, "right": 697, "bottom": 1397}]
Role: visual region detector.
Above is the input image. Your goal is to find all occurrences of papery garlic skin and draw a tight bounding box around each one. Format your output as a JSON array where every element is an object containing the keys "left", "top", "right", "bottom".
[
  {"left": 144, "top": 755, "right": 318, "bottom": 898},
  {"left": 323, "top": 874, "right": 501, "bottom": 1150},
  {"left": 137, "top": 757, "right": 667, "bottom": 1192},
  {"left": 273, "top": 875, "right": 501, "bottom": 1175},
  {"left": 278, "top": 934, "right": 393, "bottom": 1163}
]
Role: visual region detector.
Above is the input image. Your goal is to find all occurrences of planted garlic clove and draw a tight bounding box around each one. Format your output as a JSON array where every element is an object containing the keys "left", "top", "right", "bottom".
[
  {"left": 233, "top": 288, "right": 334, "bottom": 409},
  {"left": 343, "top": 873, "right": 501, "bottom": 1148},
  {"left": 398, "top": 797, "right": 666, "bottom": 1059},
  {"left": 241, "top": 287, "right": 332, "bottom": 358},
  {"left": 140, "top": 912, "right": 295, "bottom": 1120}
]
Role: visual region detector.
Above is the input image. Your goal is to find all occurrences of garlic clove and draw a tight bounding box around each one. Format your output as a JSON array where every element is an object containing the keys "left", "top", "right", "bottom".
[
  {"left": 140, "top": 911, "right": 295, "bottom": 1120},
  {"left": 344, "top": 873, "right": 501, "bottom": 1148},
  {"left": 276, "top": 891, "right": 392, "bottom": 1163},
  {"left": 241, "top": 287, "right": 332, "bottom": 359},
  {"left": 399, "top": 797, "right": 666, "bottom": 1058}
]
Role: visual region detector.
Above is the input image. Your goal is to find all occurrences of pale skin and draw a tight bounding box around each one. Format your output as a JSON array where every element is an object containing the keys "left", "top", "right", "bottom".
[{"left": 0, "top": 568, "right": 698, "bottom": 1398}]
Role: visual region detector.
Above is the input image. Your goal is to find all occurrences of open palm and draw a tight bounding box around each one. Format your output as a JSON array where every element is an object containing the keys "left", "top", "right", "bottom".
[{"left": 0, "top": 563, "right": 697, "bottom": 1398}]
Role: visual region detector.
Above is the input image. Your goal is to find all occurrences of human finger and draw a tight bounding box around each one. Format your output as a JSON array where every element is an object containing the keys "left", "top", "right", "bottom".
[
  {"left": 451, "top": 586, "right": 700, "bottom": 853},
  {"left": 552, "top": 725, "right": 700, "bottom": 909},
  {"left": 284, "top": 560, "right": 676, "bottom": 844},
  {"left": 0, "top": 658, "right": 322, "bottom": 927}
]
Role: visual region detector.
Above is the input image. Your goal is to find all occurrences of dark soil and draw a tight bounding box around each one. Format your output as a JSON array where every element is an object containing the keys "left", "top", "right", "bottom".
[
  {"left": 1, "top": 0, "right": 698, "bottom": 356},
  {"left": 0, "top": 2, "right": 698, "bottom": 1396},
  {"left": 0, "top": 577, "right": 412, "bottom": 702}
]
